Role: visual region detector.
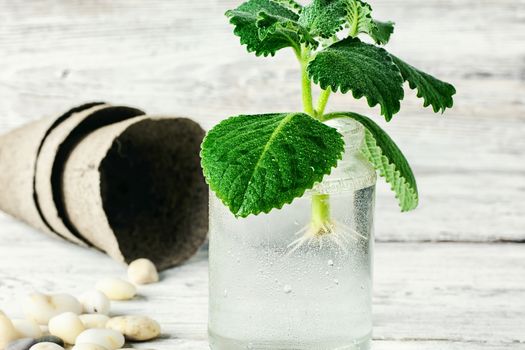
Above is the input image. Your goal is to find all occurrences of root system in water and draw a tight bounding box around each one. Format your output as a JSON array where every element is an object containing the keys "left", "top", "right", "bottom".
[{"left": 287, "top": 193, "right": 366, "bottom": 255}]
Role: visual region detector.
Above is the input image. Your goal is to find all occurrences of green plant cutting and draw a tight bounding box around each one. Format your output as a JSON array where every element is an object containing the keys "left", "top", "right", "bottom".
[{"left": 201, "top": 0, "right": 456, "bottom": 240}]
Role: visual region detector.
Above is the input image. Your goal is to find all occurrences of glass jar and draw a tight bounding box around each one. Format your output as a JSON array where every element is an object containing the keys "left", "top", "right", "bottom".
[{"left": 208, "top": 119, "right": 377, "bottom": 350}]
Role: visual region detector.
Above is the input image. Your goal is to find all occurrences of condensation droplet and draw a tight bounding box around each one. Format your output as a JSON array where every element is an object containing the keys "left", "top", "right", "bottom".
[
  {"left": 223, "top": 289, "right": 228, "bottom": 297},
  {"left": 334, "top": 279, "right": 339, "bottom": 285},
  {"left": 283, "top": 284, "right": 292, "bottom": 294},
  {"left": 327, "top": 259, "right": 334, "bottom": 266}
]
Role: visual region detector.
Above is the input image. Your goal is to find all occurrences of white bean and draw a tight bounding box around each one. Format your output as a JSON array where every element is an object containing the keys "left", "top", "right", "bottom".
[
  {"left": 48, "top": 312, "right": 85, "bottom": 344},
  {"left": 28, "top": 342, "right": 64, "bottom": 350},
  {"left": 71, "top": 344, "right": 107, "bottom": 350},
  {"left": 127, "top": 259, "right": 159, "bottom": 285},
  {"left": 106, "top": 315, "right": 160, "bottom": 341},
  {"left": 95, "top": 278, "right": 136, "bottom": 301},
  {"left": 79, "top": 291, "right": 110, "bottom": 315},
  {"left": 76, "top": 329, "right": 124, "bottom": 350},
  {"left": 23, "top": 293, "right": 81, "bottom": 325},
  {"left": 11, "top": 319, "right": 42, "bottom": 338},
  {"left": 78, "top": 314, "right": 109, "bottom": 330},
  {"left": 0, "top": 311, "right": 20, "bottom": 349}
]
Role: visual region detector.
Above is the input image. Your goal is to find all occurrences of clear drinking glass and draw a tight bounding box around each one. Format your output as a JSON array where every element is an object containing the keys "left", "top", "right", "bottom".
[{"left": 208, "top": 119, "right": 377, "bottom": 350}]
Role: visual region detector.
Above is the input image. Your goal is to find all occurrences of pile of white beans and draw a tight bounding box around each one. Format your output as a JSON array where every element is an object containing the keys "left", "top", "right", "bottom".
[{"left": 0, "top": 259, "right": 161, "bottom": 350}]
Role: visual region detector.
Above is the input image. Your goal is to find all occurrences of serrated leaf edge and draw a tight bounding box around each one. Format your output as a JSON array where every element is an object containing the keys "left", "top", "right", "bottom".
[
  {"left": 370, "top": 20, "right": 395, "bottom": 45},
  {"left": 225, "top": 0, "right": 309, "bottom": 57},
  {"left": 256, "top": 11, "right": 318, "bottom": 49},
  {"left": 324, "top": 111, "right": 419, "bottom": 211},
  {"left": 308, "top": 39, "right": 404, "bottom": 121},
  {"left": 273, "top": 0, "right": 303, "bottom": 13},
  {"left": 226, "top": 9, "right": 280, "bottom": 57},
  {"left": 361, "top": 129, "right": 418, "bottom": 211},
  {"left": 390, "top": 55, "right": 457, "bottom": 114}
]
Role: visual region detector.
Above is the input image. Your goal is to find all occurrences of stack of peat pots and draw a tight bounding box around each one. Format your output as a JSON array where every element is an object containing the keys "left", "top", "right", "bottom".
[{"left": 0, "top": 103, "right": 208, "bottom": 270}]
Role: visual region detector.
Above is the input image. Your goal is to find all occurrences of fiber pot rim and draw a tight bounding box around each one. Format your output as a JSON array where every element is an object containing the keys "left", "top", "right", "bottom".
[{"left": 97, "top": 117, "right": 209, "bottom": 270}]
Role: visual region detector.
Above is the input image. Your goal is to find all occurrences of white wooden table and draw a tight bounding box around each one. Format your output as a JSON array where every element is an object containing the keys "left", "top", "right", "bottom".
[{"left": 0, "top": 1, "right": 524, "bottom": 349}]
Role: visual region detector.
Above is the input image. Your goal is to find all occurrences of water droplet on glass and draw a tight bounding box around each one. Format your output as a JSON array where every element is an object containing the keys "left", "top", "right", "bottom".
[
  {"left": 283, "top": 284, "right": 292, "bottom": 294},
  {"left": 327, "top": 259, "right": 334, "bottom": 266},
  {"left": 223, "top": 289, "right": 228, "bottom": 297},
  {"left": 334, "top": 279, "right": 339, "bottom": 285}
]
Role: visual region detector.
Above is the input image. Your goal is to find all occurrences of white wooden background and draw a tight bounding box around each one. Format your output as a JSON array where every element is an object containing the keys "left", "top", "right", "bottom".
[{"left": 0, "top": 0, "right": 524, "bottom": 349}]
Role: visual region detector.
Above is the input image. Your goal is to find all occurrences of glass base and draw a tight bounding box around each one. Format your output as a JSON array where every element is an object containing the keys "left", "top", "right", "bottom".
[{"left": 209, "top": 330, "right": 371, "bottom": 350}]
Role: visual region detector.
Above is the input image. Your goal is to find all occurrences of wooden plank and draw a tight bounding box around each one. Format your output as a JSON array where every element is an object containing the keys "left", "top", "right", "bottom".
[
  {"left": 0, "top": 0, "right": 523, "bottom": 242},
  {"left": 0, "top": 1, "right": 523, "bottom": 349},
  {"left": 0, "top": 214, "right": 523, "bottom": 349},
  {"left": 373, "top": 341, "right": 522, "bottom": 350}
]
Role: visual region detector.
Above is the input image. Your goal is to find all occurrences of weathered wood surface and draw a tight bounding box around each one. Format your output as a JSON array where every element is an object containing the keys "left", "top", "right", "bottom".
[
  {"left": 0, "top": 214, "right": 523, "bottom": 349},
  {"left": 0, "top": 0, "right": 524, "bottom": 349},
  {"left": 0, "top": 0, "right": 524, "bottom": 242}
]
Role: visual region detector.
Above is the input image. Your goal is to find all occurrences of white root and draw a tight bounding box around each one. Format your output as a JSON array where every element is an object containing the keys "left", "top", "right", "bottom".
[{"left": 286, "top": 219, "right": 366, "bottom": 255}]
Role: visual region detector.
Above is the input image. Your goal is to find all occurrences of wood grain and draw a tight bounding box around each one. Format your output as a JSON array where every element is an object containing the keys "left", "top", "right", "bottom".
[
  {"left": 0, "top": 0, "right": 523, "bottom": 242},
  {"left": 0, "top": 214, "right": 523, "bottom": 349},
  {"left": 0, "top": 1, "right": 524, "bottom": 349}
]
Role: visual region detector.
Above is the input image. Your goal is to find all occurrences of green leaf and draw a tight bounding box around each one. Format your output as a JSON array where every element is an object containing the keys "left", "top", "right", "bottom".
[
  {"left": 257, "top": 11, "right": 318, "bottom": 48},
  {"left": 298, "top": 0, "right": 347, "bottom": 39},
  {"left": 391, "top": 55, "right": 456, "bottom": 113},
  {"left": 273, "top": 0, "right": 303, "bottom": 13},
  {"left": 308, "top": 37, "right": 404, "bottom": 121},
  {"left": 201, "top": 113, "right": 345, "bottom": 217},
  {"left": 345, "top": 1, "right": 394, "bottom": 45},
  {"left": 325, "top": 112, "right": 418, "bottom": 211},
  {"left": 370, "top": 20, "right": 395, "bottom": 45},
  {"left": 346, "top": 0, "right": 373, "bottom": 35},
  {"left": 226, "top": 0, "right": 303, "bottom": 56}
]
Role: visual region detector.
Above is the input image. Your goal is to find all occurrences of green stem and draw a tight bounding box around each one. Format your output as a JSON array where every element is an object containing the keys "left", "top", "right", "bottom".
[
  {"left": 316, "top": 88, "right": 332, "bottom": 118},
  {"left": 311, "top": 193, "right": 331, "bottom": 228},
  {"left": 296, "top": 46, "right": 333, "bottom": 234},
  {"left": 300, "top": 46, "right": 316, "bottom": 118}
]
